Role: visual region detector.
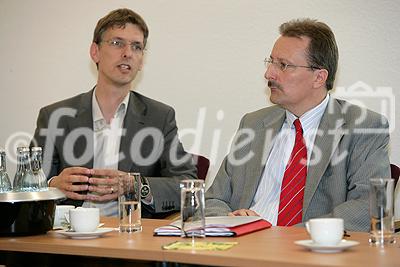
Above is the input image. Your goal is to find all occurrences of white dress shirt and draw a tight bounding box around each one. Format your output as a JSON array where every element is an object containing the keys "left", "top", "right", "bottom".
[
  {"left": 250, "top": 94, "right": 330, "bottom": 225},
  {"left": 82, "top": 89, "right": 129, "bottom": 216}
]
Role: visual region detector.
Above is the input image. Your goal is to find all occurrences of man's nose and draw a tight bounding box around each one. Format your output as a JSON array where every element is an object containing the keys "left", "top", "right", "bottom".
[
  {"left": 264, "top": 64, "right": 277, "bottom": 80},
  {"left": 122, "top": 45, "right": 134, "bottom": 58}
]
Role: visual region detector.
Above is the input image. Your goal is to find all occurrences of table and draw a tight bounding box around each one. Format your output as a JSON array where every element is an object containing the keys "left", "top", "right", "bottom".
[{"left": 0, "top": 217, "right": 399, "bottom": 267}]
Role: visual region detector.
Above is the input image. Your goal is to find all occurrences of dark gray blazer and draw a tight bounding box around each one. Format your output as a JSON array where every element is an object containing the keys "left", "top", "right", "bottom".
[
  {"left": 205, "top": 97, "right": 391, "bottom": 231},
  {"left": 32, "top": 89, "right": 197, "bottom": 218}
]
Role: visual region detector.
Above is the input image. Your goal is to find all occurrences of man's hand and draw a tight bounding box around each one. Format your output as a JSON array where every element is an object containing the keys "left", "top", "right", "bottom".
[
  {"left": 49, "top": 167, "right": 92, "bottom": 200},
  {"left": 228, "top": 209, "right": 260, "bottom": 216},
  {"left": 86, "top": 169, "right": 123, "bottom": 202}
]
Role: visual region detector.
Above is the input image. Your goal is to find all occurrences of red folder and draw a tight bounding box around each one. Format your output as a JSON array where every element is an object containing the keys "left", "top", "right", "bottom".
[{"left": 227, "top": 219, "right": 272, "bottom": 236}]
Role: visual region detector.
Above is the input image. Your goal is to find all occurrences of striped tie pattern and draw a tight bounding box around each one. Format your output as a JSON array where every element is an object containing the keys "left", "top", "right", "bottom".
[{"left": 277, "top": 119, "right": 307, "bottom": 226}]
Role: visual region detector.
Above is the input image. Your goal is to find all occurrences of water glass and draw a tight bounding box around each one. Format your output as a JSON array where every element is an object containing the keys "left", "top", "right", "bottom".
[
  {"left": 180, "top": 179, "right": 205, "bottom": 238},
  {"left": 118, "top": 173, "right": 142, "bottom": 232},
  {"left": 369, "top": 178, "right": 395, "bottom": 245}
]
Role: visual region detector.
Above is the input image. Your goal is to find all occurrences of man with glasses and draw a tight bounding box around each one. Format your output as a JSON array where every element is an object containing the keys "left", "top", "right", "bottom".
[
  {"left": 205, "top": 18, "right": 390, "bottom": 231},
  {"left": 32, "top": 8, "right": 197, "bottom": 218}
]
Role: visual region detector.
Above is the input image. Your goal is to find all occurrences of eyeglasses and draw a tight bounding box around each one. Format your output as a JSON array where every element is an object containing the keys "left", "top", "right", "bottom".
[
  {"left": 264, "top": 58, "right": 321, "bottom": 72},
  {"left": 102, "top": 38, "right": 145, "bottom": 53}
]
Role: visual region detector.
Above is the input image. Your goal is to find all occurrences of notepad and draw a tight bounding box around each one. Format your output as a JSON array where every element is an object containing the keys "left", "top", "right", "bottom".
[
  {"left": 162, "top": 241, "right": 238, "bottom": 251},
  {"left": 154, "top": 216, "right": 271, "bottom": 237}
]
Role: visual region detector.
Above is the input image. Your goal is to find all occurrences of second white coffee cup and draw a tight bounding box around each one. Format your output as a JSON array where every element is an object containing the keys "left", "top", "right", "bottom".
[
  {"left": 305, "top": 218, "right": 344, "bottom": 245},
  {"left": 53, "top": 205, "right": 75, "bottom": 228},
  {"left": 69, "top": 207, "right": 100, "bottom": 232}
]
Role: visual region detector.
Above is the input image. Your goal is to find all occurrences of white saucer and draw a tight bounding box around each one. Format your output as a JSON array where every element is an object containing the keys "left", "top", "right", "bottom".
[
  {"left": 294, "top": 239, "right": 359, "bottom": 253},
  {"left": 53, "top": 222, "right": 105, "bottom": 231},
  {"left": 56, "top": 227, "right": 114, "bottom": 239}
]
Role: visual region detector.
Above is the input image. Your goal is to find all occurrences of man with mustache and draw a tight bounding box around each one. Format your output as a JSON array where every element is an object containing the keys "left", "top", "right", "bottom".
[
  {"left": 32, "top": 8, "right": 197, "bottom": 218},
  {"left": 205, "top": 18, "right": 390, "bottom": 231}
]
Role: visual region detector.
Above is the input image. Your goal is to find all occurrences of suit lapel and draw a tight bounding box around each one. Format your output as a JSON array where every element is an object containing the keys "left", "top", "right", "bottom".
[
  {"left": 118, "top": 92, "right": 147, "bottom": 172},
  {"left": 67, "top": 90, "right": 94, "bottom": 168},
  {"left": 239, "top": 109, "right": 286, "bottom": 208},
  {"left": 303, "top": 98, "right": 345, "bottom": 214}
]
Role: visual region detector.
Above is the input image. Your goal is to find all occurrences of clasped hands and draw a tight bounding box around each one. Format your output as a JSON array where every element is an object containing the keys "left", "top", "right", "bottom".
[{"left": 49, "top": 167, "right": 124, "bottom": 202}]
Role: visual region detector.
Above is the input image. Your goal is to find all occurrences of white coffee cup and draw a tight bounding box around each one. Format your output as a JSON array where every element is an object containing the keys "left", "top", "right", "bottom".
[
  {"left": 69, "top": 207, "right": 100, "bottom": 232},
  {"left": 305, "top": 218, "right": 344, "bottom": 245},
  {"left": 53, "top": 205, "right": 75, "bottom": 228}
]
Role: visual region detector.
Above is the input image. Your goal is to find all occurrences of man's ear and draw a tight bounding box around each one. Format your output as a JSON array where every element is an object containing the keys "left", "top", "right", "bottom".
[
  {"left": 138, "top": 58, "right": 144, "bottom": 71},
  {"left": 90, "top": 43, "right": 100, "bottom": 63},
  {"left": 313, "top": 68, "right": 329, "bottom": 89}
]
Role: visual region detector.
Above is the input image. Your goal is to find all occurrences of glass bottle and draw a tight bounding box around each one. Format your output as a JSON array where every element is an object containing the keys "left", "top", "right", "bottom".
[
  {"left": 31, "top": 146, "right": 48, "bottom": 190},
  {"left": 13, "top": 147, "right": 25, "bottom": 190},
  {"left": 0, "top": 148, "right": 12, "bottom": 192},
  {"left": 13, "top": 146, "right": 39, "bottom": 192}
]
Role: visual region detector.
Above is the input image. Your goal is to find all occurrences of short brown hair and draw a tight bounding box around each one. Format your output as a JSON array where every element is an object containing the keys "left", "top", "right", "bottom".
[
  {"left": 279, "top": 18, "right": 338, "bottom": 90},
  {"left": 93, "top": 8, "right": 149, "bottom": 47}
]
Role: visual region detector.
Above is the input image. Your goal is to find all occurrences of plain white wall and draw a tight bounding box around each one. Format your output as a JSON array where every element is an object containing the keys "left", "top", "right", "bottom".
[{"left": 1, "top": 0, "right": 399, "bottom": 188}]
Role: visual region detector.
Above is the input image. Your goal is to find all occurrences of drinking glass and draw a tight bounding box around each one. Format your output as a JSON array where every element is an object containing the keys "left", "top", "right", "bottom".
[
  {"left": 0, "top": 148, "right": 11, "bottom": 192},
  {"left": 369, "top": 178, "right": 395, "bottom": 245},
  {"left": 118, "top": 173, "right": 142, "bottom": 232},
  {"left": 180, "top": 179, "right": 205, "bottom": 238}
]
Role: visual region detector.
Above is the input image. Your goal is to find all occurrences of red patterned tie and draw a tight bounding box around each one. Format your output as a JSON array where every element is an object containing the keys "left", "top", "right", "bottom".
[{"left": 277, "top": 119, "right": 307, "bottom": 226}]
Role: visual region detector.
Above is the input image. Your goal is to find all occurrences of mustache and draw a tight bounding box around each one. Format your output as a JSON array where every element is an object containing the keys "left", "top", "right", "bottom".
[{"left": 268, "top": 81, "right": 282, "bottom": 90}]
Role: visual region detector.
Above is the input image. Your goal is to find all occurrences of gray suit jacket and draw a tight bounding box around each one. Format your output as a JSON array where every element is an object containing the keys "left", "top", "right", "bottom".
[
  {"left": 205, "top": 97, "right": 390, "bottom": 231},
  {"left": 32, "top": 89, "right": 197, "bottom": 218}
]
